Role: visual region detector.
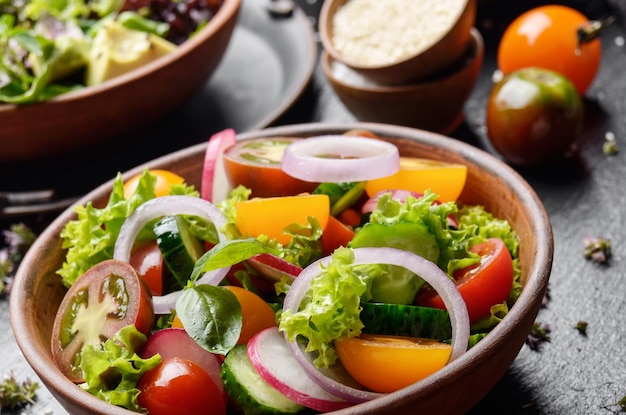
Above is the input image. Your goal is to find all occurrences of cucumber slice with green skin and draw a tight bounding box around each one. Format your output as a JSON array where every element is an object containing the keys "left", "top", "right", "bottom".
[
  {"left": 221, "top": 344, "right": 306, "bottom": 415},
  {"left": 154, "top": 215, "right": 205, "bottom": 289},
  {"left": 360, "top": 302, "right": 452, "bottom": 341}
]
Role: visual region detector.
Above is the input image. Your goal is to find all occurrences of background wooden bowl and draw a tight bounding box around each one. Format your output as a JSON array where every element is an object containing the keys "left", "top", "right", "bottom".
[
  {"left": 322, "top": 28, "right": 484, "bottom": 134},
  {"left": 319, "top": 0, "right": 477, "bottom": 85},
  {"left": 0, "top": 0, "right": 241, "bottom": 164},
  {"left": 10, "top": 122, "right": 552, "bottom": 415}
]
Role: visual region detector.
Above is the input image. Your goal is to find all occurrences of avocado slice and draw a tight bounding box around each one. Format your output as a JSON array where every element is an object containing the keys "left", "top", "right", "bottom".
[{"left": 86, "top": 20, "right": 176, "bottom": 86}]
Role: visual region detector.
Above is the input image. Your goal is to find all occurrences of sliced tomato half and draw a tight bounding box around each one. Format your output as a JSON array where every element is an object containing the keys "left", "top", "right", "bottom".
[{"left": 51, "top": 260, "right": 154, "bottom": 382}]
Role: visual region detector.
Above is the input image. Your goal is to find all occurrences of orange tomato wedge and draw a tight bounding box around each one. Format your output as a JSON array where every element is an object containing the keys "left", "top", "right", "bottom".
[
  {"left": 235, "top": 194, "right": 330, "bottom": 245},
  {"left": 224, "top": 286, "right": 277, "bottom": 345},
  {"left": 171, "top": 286, "right": 277, "bottom": 345},
  {"left": 364, "top": 158, "right": 467, "bottom": 203},
  {"left": 335, "top": 334, "right": 451, "bottom": 393}
]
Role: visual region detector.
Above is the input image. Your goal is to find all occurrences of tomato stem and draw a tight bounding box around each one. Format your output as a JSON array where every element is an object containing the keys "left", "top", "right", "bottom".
[{"left": 576, "top": 16, "right": 615, "bottom": 55}]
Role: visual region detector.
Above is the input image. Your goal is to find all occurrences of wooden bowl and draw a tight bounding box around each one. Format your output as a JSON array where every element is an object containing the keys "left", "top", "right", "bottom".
[
  {"left": 319, "top": 0, "right": 477, "bottom": 85},
  {"left": 10, "top": 122, "right": 553, "bottom": 415},
  {"left": 322, "top": 28, "right": 484, "bottom": 134},
  {"left": 0, "top": 0, "right": 241, "bottom": 164}
]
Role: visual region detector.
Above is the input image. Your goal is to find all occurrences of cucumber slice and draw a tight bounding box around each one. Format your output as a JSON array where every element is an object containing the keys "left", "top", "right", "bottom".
[
  {"left": 221, "top": 344, "right": 305, "bottom": 415},
  {"left": 360, "top": 302, "right": 452, "bottom": 341},
  {"left": 154, "top": 215, "right": 204, "bottom": 289}
]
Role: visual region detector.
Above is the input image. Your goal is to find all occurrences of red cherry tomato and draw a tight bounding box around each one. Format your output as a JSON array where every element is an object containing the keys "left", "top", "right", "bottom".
[
  {"left": 51, "top": 260, "right": 154, "bottom": 382},
  {"left": 137, "top": 357, "right": 226, "bottom": 415},
  {"left": 497, "top": 5, "right": 602, "bottom": 95},
  {"left": 130, "top": 240, "right": 165, "bottom": 296},
  {"left": 416, "top": 238, "right": 514, "bottom": 323}
]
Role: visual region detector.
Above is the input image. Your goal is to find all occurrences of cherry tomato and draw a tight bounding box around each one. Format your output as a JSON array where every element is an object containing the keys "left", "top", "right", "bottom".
[
  {"left": 224, "top": 286, "right": 277, "bottom": 344},
  {"left": 130, "top": 240, "right": 165, "bottom": 296},
  {"left": 51, "top": 260, "right": 154, "bottom": 382},
  {"left": 497, "top": 5, "right": 601, "bottom": 95},
  {"left": 223, "top": 137, "right": 319, "bottom": 197},
  {"left": 364, "top": 157, "right": 467, "bottom": 203},
  {"left": 486, "top": 67, "right": 584, "bottom": 167},
  {"left": 334, "top": 334, "right": 451, "bottom": 393},
  {"left": 137, "top": 357, "right": 226, "bottom": 415},
  {"left": 123, "top": 169, "right": 185, "bottom": 198},
  {"left": 415, "top": 238, "right": 514, "bottom": 324},
  {"left": 235, "top": 194, "right": 330, "bottom": 245}
]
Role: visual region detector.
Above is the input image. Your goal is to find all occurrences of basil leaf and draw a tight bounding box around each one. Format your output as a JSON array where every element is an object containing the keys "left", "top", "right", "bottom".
[
  {"left": 190, "top": 238, "right": 279, "bottom": 282},
  {"left": 176, "top": 285, "right": 242, "bottom": 355}
]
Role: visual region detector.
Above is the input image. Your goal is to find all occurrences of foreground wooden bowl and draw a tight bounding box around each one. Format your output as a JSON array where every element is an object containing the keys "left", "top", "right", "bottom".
[
  {"left": 0, "top": 0, "right": 241, "bottom": 164},
  {"left": 10, "top": 123, "right": 552, "bottom": 415},
  {"left": 322, "top": 28, "right": 484, "bottom": 135},
  {"left": 319, "top": 0, "right": 477, "bottom": 85}
]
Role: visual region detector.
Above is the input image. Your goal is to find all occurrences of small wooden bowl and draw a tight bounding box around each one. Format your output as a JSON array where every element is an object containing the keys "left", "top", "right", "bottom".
[
  {"left": 10, "top": 122, "right": 552, "bottom": 415},
  {"left": 319, "top": 0, "right": 477, "bottom": 85},
  {"left": 322, "top": 28, "right": 484, "bottom": 134},
  {"left": 0, "top": 0, "right": 241, "bottom": 164}
]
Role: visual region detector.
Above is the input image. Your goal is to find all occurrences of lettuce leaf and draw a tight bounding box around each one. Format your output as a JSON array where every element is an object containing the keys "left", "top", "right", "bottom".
[
  {"left": 57, "top": 170, "right": 198, "bottom": 288},
  {"left": 280, "top": 248, "right": 372, "bottom": 367},
  {"left": 79, "top": 325, "right": 160, "bottom": 412}
]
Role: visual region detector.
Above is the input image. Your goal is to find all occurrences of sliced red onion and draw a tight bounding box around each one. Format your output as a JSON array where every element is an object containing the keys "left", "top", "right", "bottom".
[
  {"left": 282, "top": 247, "right": 470, "bottom": 403},
  {"left": 201, "top": 128, "right": 237, "bottom": 203},
  {"left": 113, "top": 195, "right": 230, "bottom": 314},
  {"left": 281, "top": 135, "right": 399, "bottom": 183}
]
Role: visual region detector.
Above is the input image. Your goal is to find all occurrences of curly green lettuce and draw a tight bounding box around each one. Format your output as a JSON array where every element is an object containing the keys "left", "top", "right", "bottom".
[
  {"left": 79, "top": 325, "right": 160, "bottom": 411},
  {"left": 57, "top": 170, "right": 198, "bottom": 287},
  {"left": 279, "top": 191, "right": 521, "bottom": 366}
]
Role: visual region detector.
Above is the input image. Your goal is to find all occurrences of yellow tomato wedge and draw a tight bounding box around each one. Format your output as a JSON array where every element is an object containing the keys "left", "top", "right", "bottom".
[
  {"left": 123, "top": 169, "right": 185, "bottom": 198},
  {"left": 335, "top": 334, "right": 451, "bottom": 393},
  {"left": 364, "top": 158, "right": 467, "bottom": 203},
  {"left": 235, "top": 194, "right": 330, "bottom": 245}
]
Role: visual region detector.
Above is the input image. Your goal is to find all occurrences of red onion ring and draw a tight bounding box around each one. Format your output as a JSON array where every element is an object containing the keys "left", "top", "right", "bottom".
[
  {"left": 282, "top": 247, "right": 470, "bottom": 403},
  {"left": 113, "top": 195, "right": 230, "bottom": 314},
  {"left": 281, "top": 135, "right": 400, "bottom": 183},
  {"left": 201, "top": 128, "right": 237, "bottom": 203}
]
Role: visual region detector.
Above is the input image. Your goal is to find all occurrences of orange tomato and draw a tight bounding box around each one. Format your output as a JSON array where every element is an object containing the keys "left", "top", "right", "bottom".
[
  {"left": 123, "top": 169, "right": 185, "bottom": 198},
  {"left": 364, "top": 158, "right": 467, "bottom": 203},
  {"left": 497, "top": 5, "right": 602, "bottom": 95},
  {"left": 235, "top": 194, "right": 330, "bottom": 245},
  {"left": 224, "top": 286, "right": 277, "bottom": 344},
  {"left": 335, "top": 334, "right": 451, "bottom": 393}
]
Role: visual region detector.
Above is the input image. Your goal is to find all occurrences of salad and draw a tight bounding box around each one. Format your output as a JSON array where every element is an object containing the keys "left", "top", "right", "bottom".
[
  {"left": 0, "top": 0, "right": 222, "bottom": 104},
  {"left": 50, "top": 129, "right": 520, "bottom": 415}
]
